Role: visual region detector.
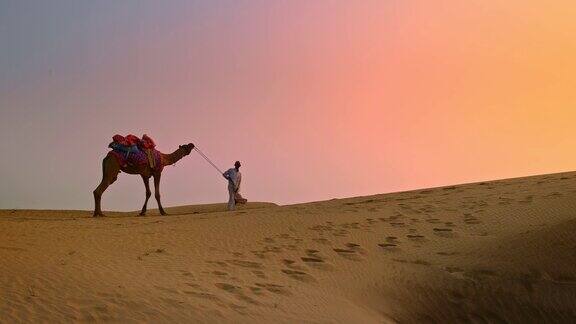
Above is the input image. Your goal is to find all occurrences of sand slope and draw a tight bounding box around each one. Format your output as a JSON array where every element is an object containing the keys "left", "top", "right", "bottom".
[{"left": 1, "top": 172, "right": 576, "bottom": 323}]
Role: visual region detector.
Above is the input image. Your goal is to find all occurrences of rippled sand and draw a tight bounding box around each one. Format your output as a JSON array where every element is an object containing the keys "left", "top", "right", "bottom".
[{"left": 1, "top": 172, "right": 575, "bottom": 323}]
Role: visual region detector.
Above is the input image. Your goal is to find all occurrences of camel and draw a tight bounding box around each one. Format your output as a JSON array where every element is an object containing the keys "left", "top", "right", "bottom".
[{"left": 93, "top": 143, "right": 194, "bottom": 217}]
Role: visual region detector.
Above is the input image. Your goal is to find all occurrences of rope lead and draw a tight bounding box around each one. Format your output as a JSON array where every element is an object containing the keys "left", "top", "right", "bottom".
[{"left": 194, "top": 146, "right": 224, "bottom": 175}]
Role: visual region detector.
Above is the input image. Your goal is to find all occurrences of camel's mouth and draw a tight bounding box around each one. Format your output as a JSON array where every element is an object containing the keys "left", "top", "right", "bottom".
[{"left": 180, "top": 143, "right": 194, "bottom": 155}]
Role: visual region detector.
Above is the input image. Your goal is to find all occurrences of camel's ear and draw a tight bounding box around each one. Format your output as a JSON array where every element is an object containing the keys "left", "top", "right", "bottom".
[{"left": 179, "top": 145, "right": 183, "bottom": 149}]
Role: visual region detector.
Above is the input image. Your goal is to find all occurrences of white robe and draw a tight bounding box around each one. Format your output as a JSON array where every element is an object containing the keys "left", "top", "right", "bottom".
[{"left": 223, "top": 168, "right": 242, "bottom": 210}]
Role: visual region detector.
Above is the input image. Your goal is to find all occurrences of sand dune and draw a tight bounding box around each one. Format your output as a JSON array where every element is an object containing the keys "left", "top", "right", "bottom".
[{"left": 1, "top": 172, "right": 576, "bottom": 323}]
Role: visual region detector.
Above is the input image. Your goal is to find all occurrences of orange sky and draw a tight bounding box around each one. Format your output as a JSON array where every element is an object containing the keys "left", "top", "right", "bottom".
[{"left": 1, "top": 1, "right": 575, "bottom": 209}]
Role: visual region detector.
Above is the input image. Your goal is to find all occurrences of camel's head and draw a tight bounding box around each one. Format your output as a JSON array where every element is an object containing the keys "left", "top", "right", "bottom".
[{"left": 179, "top": 143, "right": 194, "bottom": 156}]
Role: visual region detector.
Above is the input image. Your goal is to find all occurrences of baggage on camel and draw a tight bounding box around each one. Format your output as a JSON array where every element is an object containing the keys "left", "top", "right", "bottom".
[{"left": 108, "top": 134, "right": 160, "bottom": 170}]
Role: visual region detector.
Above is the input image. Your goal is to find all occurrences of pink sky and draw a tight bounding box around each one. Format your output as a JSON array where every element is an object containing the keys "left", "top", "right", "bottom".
[{"left": 1, "top": 1, "right": 575, "bottom": 210}]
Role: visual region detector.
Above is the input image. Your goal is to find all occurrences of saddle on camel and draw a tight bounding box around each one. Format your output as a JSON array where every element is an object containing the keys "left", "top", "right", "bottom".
[
  {"left": 93, "top": 134, "right": 194, "bottom": 217},
  {"left": 108, "top": 134, "right": 161, "bottom": 170}
]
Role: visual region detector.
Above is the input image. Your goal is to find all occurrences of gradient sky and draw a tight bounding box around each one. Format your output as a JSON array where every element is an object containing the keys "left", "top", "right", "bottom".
[{"left": 1, "top": 1, "right": 575, "bottom": 211}]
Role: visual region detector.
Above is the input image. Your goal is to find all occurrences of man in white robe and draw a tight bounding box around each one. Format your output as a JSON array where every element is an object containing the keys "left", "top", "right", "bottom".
[{"left": 223, "top": 161, "right": 242, "bottom": 211}]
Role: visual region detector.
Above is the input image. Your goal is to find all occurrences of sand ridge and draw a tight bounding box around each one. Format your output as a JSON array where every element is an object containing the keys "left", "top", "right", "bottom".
[{"left": 1, "top": 172, "right": 576, "bottom": 323}]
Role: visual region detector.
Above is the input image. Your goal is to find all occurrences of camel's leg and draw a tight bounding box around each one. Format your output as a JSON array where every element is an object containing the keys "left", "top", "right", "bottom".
[
  {"left": 93, "top": 155, "right": 120, "bottom": 217},
  {"left": 153, "top": 172, "right": 167, "bottom": 215},
  {"left": 139, "top": 175, "right": 152, "bottom": 216}
]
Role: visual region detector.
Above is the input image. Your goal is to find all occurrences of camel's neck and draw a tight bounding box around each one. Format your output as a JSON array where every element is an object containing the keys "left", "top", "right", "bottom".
[{"left": 161, "top": 148, "right": 187, "bottom": 166}]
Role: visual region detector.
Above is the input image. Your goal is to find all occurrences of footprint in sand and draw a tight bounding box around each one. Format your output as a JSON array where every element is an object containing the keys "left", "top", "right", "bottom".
[
  {"left": 519, "top": 196, "right": 534, "bottom": 204},
  {"left": 282, "top": 259, "right": 307, "bottom": 271},
  {"left": 282, "top": 259, "right": 296, "bottom": 266},
  {"left": 333, "top": 248, "right": 356, "bottom": 254},
  {"left": 226, "top": 260, "right": 263, "bottom": 269},
  {"left": 463, "top": 213, "right": 481, "bottom": 224},
  {"left": 180, "top": 270, "right": 193, "bottom": 277},
  {"left": 312, "top": 238, "right": 330, "bottom": 245},
  {"left": 332, "top": 229, "right": 350, "bottom": 237},
  {"left": 464, "top": 217, "right": 481, "bottom": 225},
  {"left": 185, "top": 282, "right": 203, "bottom": 289},
  {"left": 138, "top": 248, "right": 168, "bottom": 260},
  {"left": 309, "top": 225, "right": 334, "bottom": 233},
  {"left": 300, "top": 250, "right": 333, "bottom": 270},
  {"left": 284, "top": 244, "right": 298, "bottom": 251},
  {"left": 301, "top": 257, "right": 323, "bottom": 263},
  {"left": 252, "top": 270, "right": 267, "bottom": 279},
  {"left": 281, "top": 269, "right": 316, "bottom": 283},
  {"left": 444, "top": 266, "right": 463, "bottom": 273},
  {"left": 301, "top": 257, "right": 332, "bottom": 270},
  {"left": 228, "top": 303, "right": 251, "bottom": 316},
  {"left": 391, "top": 258, "right": 409, "bottom": 264},
  {"left": 412, "top": 259, "right": 431, "bottom": 266},
  {"left": 406, "top": 234, "right": 425, "bottom": 240},
  {"left": 183, "top": 290, "right": 221, "bottom": 302},
  {"left": 345, "top": 242, "right": 367, "bottom": 254},
  {"left": 386, "top": 236, "right": 398, "bottom": 242},
  {"left": 263, "top": 237, "right": 275, "bottom": 243},
  {"left": 248, "top": 286, "right": 265, "bottom": 296},
  {"left": 340, "top": 222, "right": 360, "bottom": 229},
  {"left": 263, "top": 246, "right": 283, "bottom": 253},
  {"left": 254, "top": 283, "right": 291, "bottom": 296},
  {"left": 498, "top": 197, "right": 514, "bottom": 205},
  {"left": 333, "top": 245, "right": 363, "bottom": 261},
  {"left": 215, "top": 283, "right": 261, "bottom": 305},
  {"left": 433, "top": 228, "right": 454, "bottom": 238},
  {"left": 250, "top": 251, "right": 266, "bottom": 259}
]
